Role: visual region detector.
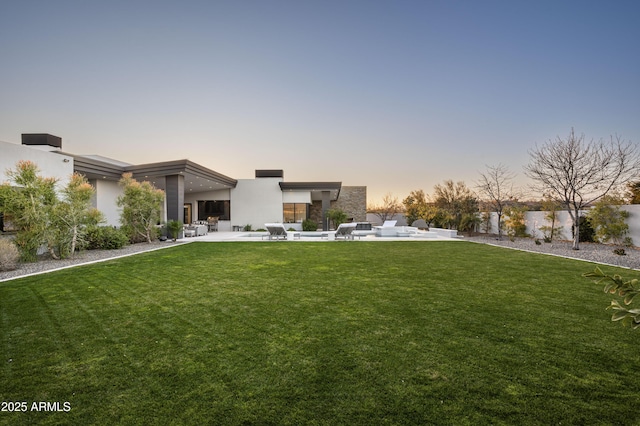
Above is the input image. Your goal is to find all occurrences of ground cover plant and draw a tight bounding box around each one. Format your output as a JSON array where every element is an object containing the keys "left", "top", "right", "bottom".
[{"left": 1, "top": 242, "right": 639, "bottom": 425}]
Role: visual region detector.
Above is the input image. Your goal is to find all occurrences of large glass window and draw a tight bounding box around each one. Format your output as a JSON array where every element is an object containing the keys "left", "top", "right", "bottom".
[
  {"left": 283, "top": 203, "right": 308, "bottom": 223},
  {"left": 198, "top": 200, "right": 230, "bottom": 221}
]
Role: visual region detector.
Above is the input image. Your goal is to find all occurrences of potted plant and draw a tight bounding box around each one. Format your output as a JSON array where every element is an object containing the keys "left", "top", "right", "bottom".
[{"left": 166, "top": 220, "right": 183, "bottom": 242}]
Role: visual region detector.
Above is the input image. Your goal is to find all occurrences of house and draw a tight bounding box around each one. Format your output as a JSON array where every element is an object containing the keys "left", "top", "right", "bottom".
[{"left": 1, "top": 134, "right": 366, "bottom": 232}]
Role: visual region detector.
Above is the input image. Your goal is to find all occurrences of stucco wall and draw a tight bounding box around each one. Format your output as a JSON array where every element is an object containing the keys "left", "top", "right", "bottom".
[
  {"left": 230, "top": 178, "right": 283, "bottom": 230},
  {"left": 0, "top": 140, "right": 74, "bottom": 190},
  {"left": 476, "top": 205, "right": 640, "bottom": 246},
  {"left": 90, "top": 179, "right": 123, "bottom": 227}
]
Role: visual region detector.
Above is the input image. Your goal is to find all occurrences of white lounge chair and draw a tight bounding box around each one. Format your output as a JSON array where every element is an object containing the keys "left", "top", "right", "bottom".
[
  {"left": 263, "top": 223, "right": 288, "bottom": 240},
  {"left": 375, "top": 220, "right": 398, "bottom": 237},
  {"left": 334, "top": 223, "right": 357, "bottom": 240}
]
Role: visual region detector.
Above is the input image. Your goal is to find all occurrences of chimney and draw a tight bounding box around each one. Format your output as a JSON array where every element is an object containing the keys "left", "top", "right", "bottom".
[
  {"left": 255, "top": 170, "right": 284, "bottom": 178},
  {"left": 21, "top": 133, "right": 62, "bottom": 150}
]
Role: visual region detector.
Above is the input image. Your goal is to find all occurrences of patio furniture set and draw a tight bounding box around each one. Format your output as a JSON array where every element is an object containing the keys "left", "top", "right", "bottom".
[
  {"left": 260, "top": 221, "right": 458, "bottom": 241},
  {"left": 183, "top": 217, "right": 218, "bottom": 237}
]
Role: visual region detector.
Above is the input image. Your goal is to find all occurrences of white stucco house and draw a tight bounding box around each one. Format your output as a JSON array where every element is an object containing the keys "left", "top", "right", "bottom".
[{"left": 1, "top": 134, "right": 366, "bottom": 232}]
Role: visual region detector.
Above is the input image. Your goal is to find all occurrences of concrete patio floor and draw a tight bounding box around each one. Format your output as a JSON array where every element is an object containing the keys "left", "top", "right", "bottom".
[{"left": 182, "top": 231, "right": 464, "bottom": 242}]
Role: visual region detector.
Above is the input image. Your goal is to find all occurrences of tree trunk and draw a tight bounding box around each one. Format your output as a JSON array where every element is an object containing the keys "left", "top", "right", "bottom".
[
  {"left": 70, "top": 225, "right": 78, "bottom": 257},
  {"left": 572, "top": 207, "right": 580, "bottom": 250}
]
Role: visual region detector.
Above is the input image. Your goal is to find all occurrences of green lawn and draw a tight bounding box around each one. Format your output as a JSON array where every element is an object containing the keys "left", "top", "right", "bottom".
[{"left": 1, "top": 241, "right": 639, "bottom": 425}]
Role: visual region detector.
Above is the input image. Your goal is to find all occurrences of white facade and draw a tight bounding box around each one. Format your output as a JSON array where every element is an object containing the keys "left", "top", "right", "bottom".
[
  {"left": 88, "top": 179, "right": 122, "bottom": 227},
  {"left": 2, "top": 137, "right": 357, "bottom": 234},
  {"left": 231, "top": 178, "right": 285, "bottom": 230},
  {"left": 481, "top": 206, "right": 640, "bottom": 245},
  {"left": 0, "top": 140, "right": 74, "bottom": 189}
]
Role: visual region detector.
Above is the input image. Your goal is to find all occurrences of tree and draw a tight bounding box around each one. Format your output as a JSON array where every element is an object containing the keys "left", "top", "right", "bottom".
[
  {"left": 503, "top": 205, "right": 528, "bottom": 239},
  {"left": 48, "top": 173, "right": 103, "bottom": 259},
  {"left": 432, "top": 180, "right": 478, "bottom": 230},
  {"left": 525, "top": 128, "right": 640, "bottom": 250},
  {"left": 586, "top": 195, "right": 630, "bottom": 246},
  {"left": 538, "top": 197, "right": 563, "bottom": 243},
  {"left": 368, "top": 193, "right": 402, "bottom": 224},
  {"left": 625, "top": 181, "right": 640, "bottom": 204},
  {"left": 402, "top": 190, "right": 429, "bottom": 226},
  {"left": 326, "top": 208, "right": 348, "bottom": 229},
  {"left": 117, "top": 173, "right": 165, "bottom": 243},
  {"left": 0, "top": 160, "right": 58, "bottom": 262},
  {"left": 476, "top": 164, "right": 518, "bottom": 240}
]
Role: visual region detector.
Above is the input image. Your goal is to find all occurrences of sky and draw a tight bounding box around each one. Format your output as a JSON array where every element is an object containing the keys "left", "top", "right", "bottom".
[{"left": 1, "top": 0, "right": 639, "bottom": 204}]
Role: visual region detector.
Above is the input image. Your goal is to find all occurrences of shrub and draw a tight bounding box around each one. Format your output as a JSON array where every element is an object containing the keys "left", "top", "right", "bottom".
[
  {"left": 85, "top": 226, "right": 129, "bottom": 250},
  {"left": 0, "top": 239, "right": 19, "bottom": 271},
  {"left": 243, "top": 224, "right": 252, "bottom": 231},
  {"left": 117, "top": 173, "right": 164, "bottom": 243},
  {"left": 327, "top": 209, "right": 348, "bottom": 229},
  {"left": 613, "top": 248, "right": 626, "bottom": 256},
  {"left": 573, "top": 216, "right": 595, "bottom": 243},
  {"left": 166, "top": 220, "right": 183, "bottom": 241},
  {"left": 504, "top": 205, "right": 529, "bottom": 238},
  {"left": 586, "top": 196, "right": 630, "bottom": 245},
  {"left": 584, "top": 267, "right": 640, "bottom": 329},
  {"left": 302, "top": 219, "right": 318, "bottom": 231}
]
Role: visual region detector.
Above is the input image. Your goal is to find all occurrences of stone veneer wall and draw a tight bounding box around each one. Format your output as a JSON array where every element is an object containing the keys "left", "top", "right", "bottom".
[{"left": 309, "top": 186, "right": 367, "bottom": 228}]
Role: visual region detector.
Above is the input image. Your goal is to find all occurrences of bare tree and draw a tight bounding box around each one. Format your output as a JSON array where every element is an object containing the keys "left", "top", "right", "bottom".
[
  {"left": 368, "top": 193, "right": 402, "bottom": 224},
  {"left": 525, "top": 128, "right": 640, "bottom": 250},
  {"left": 476, "top": 164, "right": 518, "bottom": 240}
]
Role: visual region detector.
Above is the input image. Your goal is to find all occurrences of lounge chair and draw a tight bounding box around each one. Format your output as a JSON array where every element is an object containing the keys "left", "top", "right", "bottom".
[
  {"left": 263, "top": 223, "right": 288, "bottom": 240},
  {"left": 375, "top": 220, "right": 398, "bottom": 237},
  {"left": 334, "top": 223, "right": 357, "bottom": 240}
]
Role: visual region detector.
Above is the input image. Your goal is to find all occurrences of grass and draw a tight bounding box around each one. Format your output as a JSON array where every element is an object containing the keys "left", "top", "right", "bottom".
[{"left": 1, "top": 241, "right": 640, "bottom": 425}]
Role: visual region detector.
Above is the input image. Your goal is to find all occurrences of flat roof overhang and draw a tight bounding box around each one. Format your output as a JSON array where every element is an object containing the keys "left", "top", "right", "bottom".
[
  {"left": 69, "top": 154, "right": 125, "bottom": 181},
  {"left": 66, "top": 155, "right": 237, "bottom": 193},
  {"left": 279, "top": 182, "right": 341, "bottom": 201},
  {"left": 127, "top": 159, "right": 237, "bottom": 193}
]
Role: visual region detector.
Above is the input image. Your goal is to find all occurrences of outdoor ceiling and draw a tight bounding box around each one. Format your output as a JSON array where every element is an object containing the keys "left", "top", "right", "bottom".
[
  {"left": 69, "top": 155, "right": 237, "bottom": 193},
  {"left": 140, "top": 173, "right": 233, "bottom": 193}
]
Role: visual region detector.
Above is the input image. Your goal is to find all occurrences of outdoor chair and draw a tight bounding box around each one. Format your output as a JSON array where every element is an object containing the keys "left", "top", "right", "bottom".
[
  {"left": 375, "top": 220, "right": 398, "bottom": 237},
  {"left": 207, "top": 216, "right": 219, "bottom": 232},
  {"left": 334, "top": 223, "right": 357, "bottom": 240},
  {"left": 263, "top": 223, "right": 288, "bottom": 240}
]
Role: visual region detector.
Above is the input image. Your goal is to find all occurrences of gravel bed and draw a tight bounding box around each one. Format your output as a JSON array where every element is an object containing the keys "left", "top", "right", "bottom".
[
  {"left": 465, "top": 235, "right": 640, "bottom": 270},
  {"left": 0, "top": 240, "right": 186, "bottom": 282}
]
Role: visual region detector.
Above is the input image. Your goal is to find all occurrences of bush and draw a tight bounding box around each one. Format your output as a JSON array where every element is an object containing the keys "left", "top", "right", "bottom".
[
  {"left": 573, "top": 216, "right": 595, "bottom": 243},
  {"left": 504, "top": 205, "right": 529, "bottom": 238},
  {"left": 0, "top": 239, "right": 19, "bottom": 271},
  {"left": 613, "top": 248, "right": 626, "bottom": 256},
  {"left": 166, "top": 220, "right": 183, "bottom": 241},
  {"left": 302, "top": 219, "right": 318, "bottom": 231},
  {"left": 327, "top": 209, "right": 348, "bottom": 229},
  {"left": 85, "top": 226, "right": 129, "bottom": 250}
]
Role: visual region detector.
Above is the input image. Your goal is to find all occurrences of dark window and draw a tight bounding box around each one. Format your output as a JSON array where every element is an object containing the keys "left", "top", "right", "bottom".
[
  {"left": 198, "top": 200, "right": 230, "bottom": 221},
  {"left": 283, "top": 203, "right": 308, "bottom": 223}
]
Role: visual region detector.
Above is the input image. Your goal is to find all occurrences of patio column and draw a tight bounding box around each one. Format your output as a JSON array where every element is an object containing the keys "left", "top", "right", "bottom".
[
  {"left": 165, "top": 174, "right": 185, "bottom": 223},
  {"left": 321, "top": 190, "right": 331, "bottom": 231}
]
